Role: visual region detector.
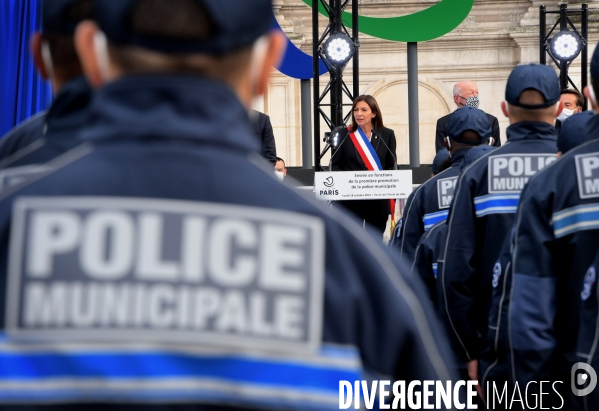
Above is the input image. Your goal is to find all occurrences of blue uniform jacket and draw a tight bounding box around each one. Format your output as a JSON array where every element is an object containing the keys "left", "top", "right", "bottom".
[
  {"left": 440, "top": 122, "right": 558, "bottom": 362},
  {"left": 505, "top": 116, "right": 599, "bottom": 409},
  {"left": 0, "top": 77, "right": 92, "bottom": 189},
  {"left": 479, "top": 227, "right": 515, "bottom": 388},
  {"left": 412, "top": 220, "right": 448, "bottom": 310},
  {"left": 0, "top": 113, "right": 46, "bottom": 163},
  {"left": 0, "top": 75, "right": 455, "bottom": 410},
  {"left": 393, "top": 149, "right": 467, "bottom": 261}
]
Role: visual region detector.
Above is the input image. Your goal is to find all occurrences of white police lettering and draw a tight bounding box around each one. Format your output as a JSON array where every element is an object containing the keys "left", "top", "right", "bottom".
[
  {"left": 488, "top": 154, "right": 557, "bottom": 193},
  {"left": 8, "top": 197, "right": 325, "bottom": 353},
  {"left": 437, "top": 177, "right": 458, "bottom": 209},
  {"left": 575, "top": 153, "right": 599, "bottom": 199}
]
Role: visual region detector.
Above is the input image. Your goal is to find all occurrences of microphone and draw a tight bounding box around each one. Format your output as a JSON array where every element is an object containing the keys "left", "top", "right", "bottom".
[
  {"left": 374, "top": 131, "right": 398, "bottom": 170},
  {"left": 328, "top": 126, "right": 351, "bottom": 172}
]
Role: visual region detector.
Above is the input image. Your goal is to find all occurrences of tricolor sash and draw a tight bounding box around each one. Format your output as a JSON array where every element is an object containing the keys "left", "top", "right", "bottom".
[
  {"left": 348, "top": 127, "right": 382, "bottom": 171},
  {"left": 348, "top": 127, "right": 396, "bottom": 223}
]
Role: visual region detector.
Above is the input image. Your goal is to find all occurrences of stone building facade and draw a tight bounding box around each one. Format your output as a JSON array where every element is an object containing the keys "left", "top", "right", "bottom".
[{"left": 254, "top": 0, "right": 599, "bottom": 167}]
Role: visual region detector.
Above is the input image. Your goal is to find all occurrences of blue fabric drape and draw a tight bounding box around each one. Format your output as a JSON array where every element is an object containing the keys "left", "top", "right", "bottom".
[{"left": 0, "top": 0, "right": 52, "bottom": 137}]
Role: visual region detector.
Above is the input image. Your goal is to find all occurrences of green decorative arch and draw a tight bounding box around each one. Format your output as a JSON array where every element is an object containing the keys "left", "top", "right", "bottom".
[{"left": 300, "top": 0, "right": 474, "bottom": 42}]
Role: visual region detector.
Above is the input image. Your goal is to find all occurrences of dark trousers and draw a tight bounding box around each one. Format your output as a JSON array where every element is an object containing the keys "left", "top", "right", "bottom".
[{"left": 337, "top": 199, "right": 390, "bottom": 235}]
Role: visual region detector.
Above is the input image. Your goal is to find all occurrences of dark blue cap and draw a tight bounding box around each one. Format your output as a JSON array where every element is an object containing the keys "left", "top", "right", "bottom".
[
  {"left": 43, "top": 0, "right": 91, "bottom": 35},
  {"left": 558, "top": 111, "right": 595, "bottom": 154},
  {"left": 446, "top": 106, "right": 492, "bottom": 144},
  {"left": 432, "top": 148, "right": 450, "bottom": 174},
  {"left": 461, "top": 145, "right": 495, "bottom": 172},
  {"left": 95, "top": 0, "right": 273, "bottom": 54},
  {"left": 505, "top": 64, "right": 560, "bottom": 109}
]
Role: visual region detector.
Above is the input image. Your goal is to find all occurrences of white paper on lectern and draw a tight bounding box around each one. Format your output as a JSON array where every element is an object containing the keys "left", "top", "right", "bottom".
[{"left": 314, "top": 170, "right": 413, "bottom": 201}]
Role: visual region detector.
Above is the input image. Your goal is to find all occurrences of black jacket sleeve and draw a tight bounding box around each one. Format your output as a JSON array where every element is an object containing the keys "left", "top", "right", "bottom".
[
  {"left": 435, "top": 119, "right": 447, "bottom": 153},
  {"left": 260, "top": 115, "right": 277, "bottom": 164},
  {"left": 490, "top": 115, "right": 501, "bottom": 147}
]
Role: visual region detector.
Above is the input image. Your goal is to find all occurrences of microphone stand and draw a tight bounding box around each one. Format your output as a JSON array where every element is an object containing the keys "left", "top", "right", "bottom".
[{"left": 328, "top": 127, "right": 350, "bottom": 172}]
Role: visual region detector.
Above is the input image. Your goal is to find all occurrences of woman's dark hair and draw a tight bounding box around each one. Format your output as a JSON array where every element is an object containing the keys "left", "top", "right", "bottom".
[{"left": 350, "top": 95, "right": 384, "bottom": 132}]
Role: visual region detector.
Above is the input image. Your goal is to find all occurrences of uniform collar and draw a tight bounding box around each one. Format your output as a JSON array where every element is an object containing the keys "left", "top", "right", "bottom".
[
  {"left": 45, "top": 76, "right": 93, "bottom": 138},
  {"left": 450, "top": 148, "right": 469, "bottom": 166},
  {"left": 505, "top": 121, "right": 557, "bottom": 142},
  {"left": 584, "top": 112, "right": 599, "bottom": 140},
  {"left": 80, "top": 75, "right": 260, "bottom": 154}
]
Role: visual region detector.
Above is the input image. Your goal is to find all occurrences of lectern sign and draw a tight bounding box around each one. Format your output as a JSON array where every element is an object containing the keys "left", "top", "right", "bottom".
[{"left": 314, "top": 170, "right": 412, "bottom": 201}]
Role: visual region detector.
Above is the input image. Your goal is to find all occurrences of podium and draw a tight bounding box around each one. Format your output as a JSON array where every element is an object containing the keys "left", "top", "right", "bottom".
[{"left": 313, "top": 170, "right": 413, "bottom": 201}]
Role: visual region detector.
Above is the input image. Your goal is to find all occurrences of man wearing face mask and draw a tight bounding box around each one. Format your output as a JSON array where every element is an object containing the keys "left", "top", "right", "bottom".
[
  {"left": 435, "top": 81, "right": 501, "bottom": 152},
  {"left": 393, "top": 107, "right": 493, "bottom": 263},
  {"left": 555, "top": 88, "right": 584, "bottom": 130},
  {"left": 274, "top": 156, "right": 286, "bottom": 180},
  {"left": 0, "top": 0, "right": 94, "bottom": 178},
  {"left": 0, "top": 0, "right": 456, "bottom": 409}
]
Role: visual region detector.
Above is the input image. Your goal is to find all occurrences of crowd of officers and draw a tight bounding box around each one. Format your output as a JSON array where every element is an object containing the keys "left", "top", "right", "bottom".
[
  {"left": 0, "top": 0, "right": 598, "bottom": 410},
  {"left": 391, "top": 58, "right": 599, "bottom": 408}
]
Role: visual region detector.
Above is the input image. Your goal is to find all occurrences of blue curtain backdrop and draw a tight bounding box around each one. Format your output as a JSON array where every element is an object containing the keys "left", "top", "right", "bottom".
[{"left": 0, "top": 0, "right": 52, "bottom": 137}]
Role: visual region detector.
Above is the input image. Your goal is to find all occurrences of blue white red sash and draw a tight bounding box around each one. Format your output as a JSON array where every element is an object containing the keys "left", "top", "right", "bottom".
[{"left": 348, "top": 127, "right": 382, "bottom": 171}]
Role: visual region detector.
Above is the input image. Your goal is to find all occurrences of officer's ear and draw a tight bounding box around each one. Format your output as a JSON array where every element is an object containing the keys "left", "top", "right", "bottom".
[
  {"left": 75, "top": 21, "right": 108, "bottom": 89},
  {"left": 584, "top": 86, "right": 599, "bottom": 112},
  {"left": 554, "top": 101, "right": 564, "bottom": 118},
  {"left": 253, "top": 30, "right": 286, "bottom": 97},
  {"left": 501, "top": 101, "right": 510, "bottom": 118},
  {"left": 31, "top": 33, "right": 50, "bottom": 81}
]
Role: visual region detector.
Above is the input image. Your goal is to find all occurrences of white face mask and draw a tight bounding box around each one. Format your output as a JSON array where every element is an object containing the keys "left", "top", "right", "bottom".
[
  {"left": 557, "top": 108, "right": 575, "bottom": 122},
  {"left": 274, "top": 170, "right": 284, "bottom": 181}
]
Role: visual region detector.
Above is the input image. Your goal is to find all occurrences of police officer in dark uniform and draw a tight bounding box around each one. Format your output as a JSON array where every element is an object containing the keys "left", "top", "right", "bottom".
[
  {"left": 481, "top": 51, "right": 599, "bottom": 410},
  {"left": 412, "top": 145, "right": 495, "bottom": 309},
  {"left": 0, "top": 0, "right": 455, "bottom": 409},
  {"left": 480, "top": 104, "right": 597, "bottom": 400},
  {"left": 394, "top": 106, "right": 493, "bottom": 262},
  {"left": 0, "top": 0, "right": 93, "bottom": 172},
  {"left": 440, "top": 63, "right": 561, "bottom": 389}
]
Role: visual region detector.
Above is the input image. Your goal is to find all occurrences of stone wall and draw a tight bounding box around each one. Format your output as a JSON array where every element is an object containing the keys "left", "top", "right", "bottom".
[{"left": 254, "top": 0, "right": 599, "bottom": 166}]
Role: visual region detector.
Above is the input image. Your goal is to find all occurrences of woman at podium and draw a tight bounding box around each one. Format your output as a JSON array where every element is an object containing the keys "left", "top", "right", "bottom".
[{"left": 331, "top": 95, "right": 397, "bottom": 234}]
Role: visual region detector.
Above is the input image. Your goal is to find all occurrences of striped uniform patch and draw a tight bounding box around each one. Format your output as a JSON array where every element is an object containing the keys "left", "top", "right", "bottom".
[
  {"left": 423, "top": 210, "right": 449, "bottom": 231},
  {"left": 552, "top": 204, "right": 599, "bottom": 238},
  {"left": 0, "top": 338, "right": 362, "bottom": 408},
  {"left": 474, "top": 194, "right": 520, "bottom": 217}
]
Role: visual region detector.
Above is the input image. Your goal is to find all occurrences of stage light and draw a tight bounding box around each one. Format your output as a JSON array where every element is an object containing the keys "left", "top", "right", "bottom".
[
  {"left": 550, "top": 30, "right": 583, "bottom": 62},
  {"left": 323, "top": 33, "right": 354, "bottom": 65}
]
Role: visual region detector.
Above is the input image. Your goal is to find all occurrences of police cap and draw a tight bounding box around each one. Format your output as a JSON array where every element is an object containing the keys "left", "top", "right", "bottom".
[
  {"left": 460, "top": 145, "right": 495, "bottom": 172},
  {"left": 95, "top": 0, "right": 273, "bottom": 54},
  {"left": 432, "top": 148, "right": 450, "bottom": 174},
  {"left": 505, "top": 63, "right": 560, "bottom": 109},
  {"left": 557, "top": 110, "right": 595, "bottom": 154},
  {"left": 446, "top": 106, "right": 492, "bottom": 144},
  {"left": 43, "top": 0, "right": 91, "bottom": 35}
]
